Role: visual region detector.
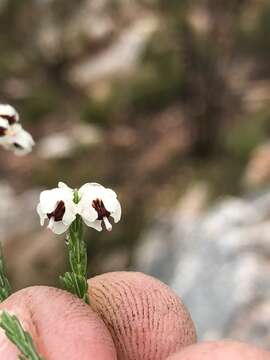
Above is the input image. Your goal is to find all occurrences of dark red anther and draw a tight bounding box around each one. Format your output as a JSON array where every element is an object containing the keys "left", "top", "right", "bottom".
[
  {"left": 47, "top": 200, "right": 65, "bottom": 222},
  {"left": 0, "top": 115, "right": 16, "bottom": 125},
  {"left": 92, "top": 199, "right": 110, "bottom": 220}
]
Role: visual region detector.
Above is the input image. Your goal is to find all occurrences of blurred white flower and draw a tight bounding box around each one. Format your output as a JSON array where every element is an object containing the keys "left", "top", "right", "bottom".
[
  {"left": 0, "top": 118, "right": 9, "bottom": 140},
  {"left": 0, "top": 104, "right": 19, "bottom": 125},
  {"left": 0, "top": 104, "right": 35, "bottom": 156},
  {"left": 2, "top": 124, "right": 35, "bottom": 156},
  {"left": 78, "top": 183, "right": 121, "bottom": 231},
  {"left": 36, "top": 182, "right": 77, "bottom": 234}
]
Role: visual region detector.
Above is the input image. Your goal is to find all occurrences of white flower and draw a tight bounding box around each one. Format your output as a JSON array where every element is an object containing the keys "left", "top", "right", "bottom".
[
  {"left": 0, "top": 104, "right": 34, "bottom": 156},
  {"left": 0, "top": 118, "right": 9, "bottom": 142},
  {"left": 36, "top": 182, "right": 77, "bottom": 234},
  {"left": 0, "top": 104, "right": 19, "bottom": 125},
  {"left": 2, "top": 123, "right": 35, "bottom": 155},
  {"left": 77, "top": 183, "right": 121, "bottom": 232}
]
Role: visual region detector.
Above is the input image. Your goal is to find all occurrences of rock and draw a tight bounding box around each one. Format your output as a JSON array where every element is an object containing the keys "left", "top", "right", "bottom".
[
  {"left": 36, "top": 0, "right": 116, "bottom": 61},
  {"left": 0, "top": 183, "right": 40, "bottom": 242},
  {"left": 68, "top": 16, "right": 159, "bottom": 89},
  {"left": 37, "top": 133, "right": 75, "bottom": 159},
  {"left": 188, "top": 5, "right": 211, "bottom": 35},
  {"left": 244, "top": 142, "right": 270, "bottom": 188},
  {"left": 134, "top": 185, "right": 270, "bottom": 349},
  {"left": 37, "top": 124, "right": 102, "bottom": 159}
]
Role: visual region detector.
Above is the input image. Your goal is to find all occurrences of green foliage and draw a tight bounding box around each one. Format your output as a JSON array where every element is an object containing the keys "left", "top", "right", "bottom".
[
  {"left": 225, "top": 110, "right": 270, "bottom": 160},
  {"left": 81, "top": 98, "right": 116, "bottom": 126},
  {"left": 19, "top": 89, "right": 58, "bottom": 123},
  {"left": 154, "top": 0, "right": 189, "bottom": 14},
  {"left": 128, "top": 29, "right": 184, "bottom": 113},
  {"left": 0, "top": 311, "right": 43, "bottom": 360},
  {"left": 237, "top": 4, "right": 270, "bottom": 57}
]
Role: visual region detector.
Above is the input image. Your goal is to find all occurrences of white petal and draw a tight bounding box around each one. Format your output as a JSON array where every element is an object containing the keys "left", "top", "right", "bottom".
[
  {"left": 0, "top": 141, "right": 11, "bottom": 149},
  {"left": 102, "top": 192, "right": 119, "bottom": 213},
  {"left": 105, "top": 188, "right": 117, "bottom": 198},
  {"left": 86, "top": 219, "right": 102, "bottom": 232},
  {"left": 0, "top": 104, "right": 19, "bottom": 122},
  {"left": 11, "top": 128, "right": 35, "bottom": 155},
  {"left": 78, "top": 183, "right": 105, "bottom": 198},
  {"left": 58, "top": 182, "right": 73, "bottom": 192},
  {"left": 1, "top": 124, "right": 34, "bottom": 155},
  {"left": 78, "top": 183, "right": 91, "bottom": 197},
  {"left": 36, "top": 203, "right": 46, "bottom": 225},
  {"left": 78, "top": 203, "right": 98, "bottom": 223},
  {"left": 50, "top": 221, "right": 69, "bottom": 235},
  {"left": 111, "top": 200, "right": 122, "bottom": 223},
  {"left": 0, "top": 118, "right": 9, "bottom": 129},
  {"left": 47, "top": 217, "right": 55, "bottom": 231},
  {"left": 39, "top": 189, "right": 60, "bottom": 214},
  {"left": 0, "top": 119, "right": 10, "bottom": 148},
  {"left": 62, "top": 203, "right": 77, "bottom": 226},
  {"left": 4, "top": 123, "right": 22, "bottom": 139},
  {"left": 77, "top": 190, "right": 98, "bottom": 218}
]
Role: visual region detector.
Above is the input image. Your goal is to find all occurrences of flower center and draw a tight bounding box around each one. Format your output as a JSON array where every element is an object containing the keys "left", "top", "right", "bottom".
[
  {"left": 92, "top": 199, "right": 110, "bottom": 220},
  {"left": 47, "top": 200, "right": 65, "bottom": 222},
  {"left": 0, "top": 115, "right": 16, "bottom": 125}
]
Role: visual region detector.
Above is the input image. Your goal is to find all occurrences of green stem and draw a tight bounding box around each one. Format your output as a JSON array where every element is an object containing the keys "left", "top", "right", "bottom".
[
  {"left": 0, "top": 311, "right": 43, "bottom": 360},
  {"left": 0, "top": 245, "right": 11, "bottom": 302},
  {"left": 60, "top": 215, "right": 89, "bottom": 304}
]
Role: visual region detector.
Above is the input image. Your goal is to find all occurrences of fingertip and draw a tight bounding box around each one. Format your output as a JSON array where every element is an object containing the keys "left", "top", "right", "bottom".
[{"left": 88, "top": 271, "right": 196, "bottom": 360}]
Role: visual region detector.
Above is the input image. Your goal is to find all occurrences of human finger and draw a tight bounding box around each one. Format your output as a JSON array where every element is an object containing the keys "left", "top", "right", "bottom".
[{"left": 88, "top": 271, "right": 196, "bottom": 360}]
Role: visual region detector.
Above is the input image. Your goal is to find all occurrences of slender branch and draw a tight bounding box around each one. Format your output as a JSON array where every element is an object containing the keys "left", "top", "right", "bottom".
[
  {"left": 0, "top": 311, "right": 43, "bottom": 360},
  {"left": 60, "top": 215, "right": 89, "bottom": 304},
  {"left": 0, "top": 245, "right": 11, "bottom": 302}
]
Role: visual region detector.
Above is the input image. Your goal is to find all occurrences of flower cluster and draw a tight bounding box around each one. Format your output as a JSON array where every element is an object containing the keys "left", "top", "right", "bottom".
[
  {"left": 37, "top": 182, "right": 121, "bottom": 234},
  {"left": 0, "top": 104, "right": 34, "bottom": 155}
]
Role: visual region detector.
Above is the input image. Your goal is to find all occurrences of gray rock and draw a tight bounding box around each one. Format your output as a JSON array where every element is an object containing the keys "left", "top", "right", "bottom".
[
  {"left": 0, "top": 183, "right": 40, "bottom": 243},
  {"left": 37, "top": 124, "right": 102, "bottom": 159},
  {"left": 68, "top": 16, "right": 158, "bottom": 88},
  {"left": 134, "top": 186, "right": 270, "bottom": 349}
]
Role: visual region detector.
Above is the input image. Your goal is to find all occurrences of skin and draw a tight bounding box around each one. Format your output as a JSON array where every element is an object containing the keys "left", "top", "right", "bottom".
[
  {"left": 88, "top": 272, "right": 197, "bottom": 360},
  {"left": 0, "top": 272, "right": 267, "bottom": 359},
  {"left": 0, "top": 286, "right": 117, "bottom": 360},
  {"left": 166, "top": 341, "right": 270, "bottom": 360}
]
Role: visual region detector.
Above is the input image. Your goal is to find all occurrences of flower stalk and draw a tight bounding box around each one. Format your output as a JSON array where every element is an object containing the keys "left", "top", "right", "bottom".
[
  {"left": 0, "top": 311, "right": 43, "bottom": 360},
  {"left": 0, "top": 246, "right": 11, "bottom": 302},
  {"left": 60, "top": 190, "right": 89, "bottom": 304},
  {"left": 60, "top": 215, "right": 89, "bottom": 304}
]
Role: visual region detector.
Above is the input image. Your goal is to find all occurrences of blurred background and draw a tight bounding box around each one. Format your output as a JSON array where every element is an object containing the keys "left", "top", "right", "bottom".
[{"left": 0, "top": 0, "right": 270, "bottom": 348}]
